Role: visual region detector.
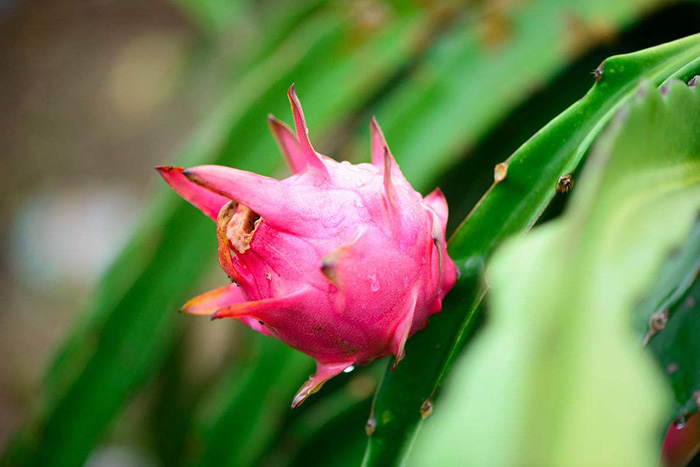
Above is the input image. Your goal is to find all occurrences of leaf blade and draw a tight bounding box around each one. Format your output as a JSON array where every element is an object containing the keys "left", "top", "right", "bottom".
[{"left": 412, "top": 79, "right": 700, "bottom": 466}]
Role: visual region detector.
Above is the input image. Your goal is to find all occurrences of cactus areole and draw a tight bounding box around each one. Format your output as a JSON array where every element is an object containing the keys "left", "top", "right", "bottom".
[{"left": 157, "top": 86, "right": 456, "bottom": 407}]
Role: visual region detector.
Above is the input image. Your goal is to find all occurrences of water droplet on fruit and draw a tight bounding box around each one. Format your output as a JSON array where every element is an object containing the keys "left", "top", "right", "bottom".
[
  {"left": 673, "top": 417, "right": 687, "bottom": 429},
  {"left": 343, "top": 365, "right": 355, "bottom": 373},
  {"left": 369, "top": 274, "right": 380, "bottom": 292}
]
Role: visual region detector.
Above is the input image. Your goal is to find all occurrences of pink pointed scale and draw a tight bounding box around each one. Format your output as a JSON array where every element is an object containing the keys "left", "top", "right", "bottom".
[
  {"left": 423, "top": 188, "right": 449, "bottom": 228},
  {"left": 382, "top": 146, "right": 398, "bottom": 213},
  {"left": 180, "top": 283, "right": 246, "bottom": 316},
  {"left": 292, "top": 361, "right": 353, "bottom": 408},
  {"left": 156, "top": 166, "right": 230, "bottom": 220},
  {"left": 286, "top": 85, "right": 328, "bottom": 176},
  {"left": 389, "top": 288, "right": 418, "bottom": 369},
  {"left": 183, "top": 165, "right": 297, "bottom": 228},
  {"left": 370, "top": 117, "right": 404, "bottom": 182},
  {"left": 182, "top": 165, "right": 351, "bottom": 238},
  {"left": 429, "top": 211, "right": 446, "bottom": 301},
  {"left": 184, "top": 165, "right": 354, "bottom": 239},
  {"left": 268, "top": 114, "right": 311, "bottom": 174},
  {"left": 209, "top": 288, "right": 308, "bottom": 321},
  {"left": 180, "top": 283, "right": 274, "bottom": 338}
]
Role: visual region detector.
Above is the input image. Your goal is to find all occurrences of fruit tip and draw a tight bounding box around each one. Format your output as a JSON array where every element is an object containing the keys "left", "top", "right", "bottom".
[
  {"left": 181, "top": 167, "right": 201, "bottom": 185},
  {"left": 291, "top": 393, "right": 306, "bottom": 409},
  {"left": 155, "top": 165, "right": 181, "bottom": 174},
  {"left": 179, "top": 304, "right": 197, "bottom": 315},
  {"left": 430, "top": 187, "right": 445, "bottom": 197},
  {"left": 391, "top": 353, "right": 404, "bottom": 370}
]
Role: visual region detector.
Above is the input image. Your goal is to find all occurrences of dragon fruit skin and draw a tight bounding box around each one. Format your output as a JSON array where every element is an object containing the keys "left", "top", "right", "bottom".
[{"left": 157, "top": 86, "right": 456, "bottom": 407}]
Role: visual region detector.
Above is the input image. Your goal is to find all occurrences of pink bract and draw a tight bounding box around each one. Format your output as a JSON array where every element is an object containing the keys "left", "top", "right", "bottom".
[{"left": 157, "top": 85, "right": 456, "bottom": 407}]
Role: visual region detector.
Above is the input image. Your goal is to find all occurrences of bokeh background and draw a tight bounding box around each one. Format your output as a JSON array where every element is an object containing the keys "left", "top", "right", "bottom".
[{"left": 1, "top": 0, "right": 700, "bottom": 465}]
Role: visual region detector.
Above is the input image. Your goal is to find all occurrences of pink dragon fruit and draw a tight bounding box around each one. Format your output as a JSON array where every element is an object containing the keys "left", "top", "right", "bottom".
[{"left": 157, "top": 86, "right": 456, "bottom": 407}]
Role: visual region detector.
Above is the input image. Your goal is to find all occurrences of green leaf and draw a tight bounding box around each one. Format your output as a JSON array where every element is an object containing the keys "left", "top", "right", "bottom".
[
  {"left": 145, "top": 335, "right": 195, "bottom": 466},
  {"left": 633, "top": 217, "right": 700, "bottom": 344},
  {"left": 363, "top": 33, "right": 700, "bottom": 466},
  {"left": 411, "top": 79, "right": 700, "bottom": 466},
  {"left": 189, "top": 338, "right": 312, "bottom": 466},
  {"left": 261, "top": 366, "right": 379, "bottom": 467},
  {"left": 652, "top": 279, "right": 700, "bottom": 423},
  {"left": 643, "top": 219, "right": 700, "bottom": 422}
]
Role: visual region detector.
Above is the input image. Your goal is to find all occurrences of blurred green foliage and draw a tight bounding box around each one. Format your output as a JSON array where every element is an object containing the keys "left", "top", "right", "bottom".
[{"left": 3, "top": 1, "right": 700, "bottom": 466}]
